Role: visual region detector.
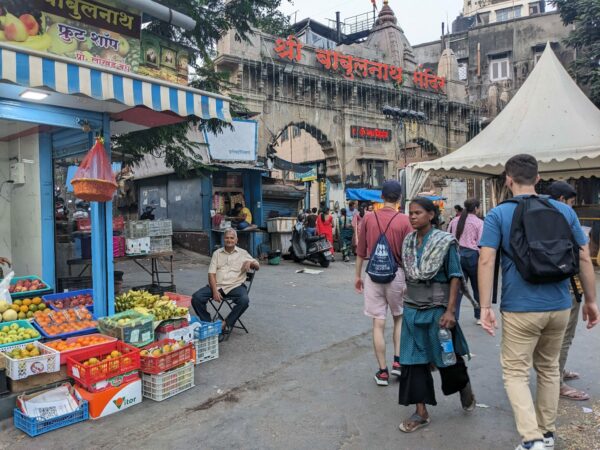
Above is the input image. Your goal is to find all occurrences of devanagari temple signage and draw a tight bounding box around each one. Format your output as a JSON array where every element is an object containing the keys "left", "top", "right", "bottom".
[
  {"left": 274, "top": 35, "right": 446, "bottom": 93},
  {"left": 351, "top": 126, "right": 392, "bottom": 142}
]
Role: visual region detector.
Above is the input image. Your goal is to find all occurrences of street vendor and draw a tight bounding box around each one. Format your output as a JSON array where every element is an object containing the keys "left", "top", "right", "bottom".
[
  {"left": 231, "top": 203, "right": 253, "bottom": 230},
  {"left": 191, "top": 228, "right": 259, "bottom": 337}
]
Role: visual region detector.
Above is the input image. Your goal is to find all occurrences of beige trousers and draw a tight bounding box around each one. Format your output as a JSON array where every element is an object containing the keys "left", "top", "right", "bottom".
[
  {"left": 558, "top": 298, "right": 581, "bottom": 381},
  {"left": 501, "top": 310, "right": 570, "bottom": 442}
]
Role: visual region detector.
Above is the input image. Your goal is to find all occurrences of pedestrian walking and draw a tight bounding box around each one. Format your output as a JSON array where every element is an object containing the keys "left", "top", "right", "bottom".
[
  {"left": 478, "top": 154, "right": 599, "bottom": 450},
  {"left": 352, "top": 204, "right": 366, "bottom": 254},
  {"left": 316, "top": 207, "right": 334, "bottom": 247},
  {"left": 549, "top": 181, "right": 590, "bottom": 401},
  {"left": 398, "top": 197, "right": 475, "bottom": 433},
  {"left": 448, "top": 198, "right": 484, "bottom": 323},
  {"left": 338, "top": 208, "right": 354, "bottom": 262},
  {"left": 355, "top": 181, "right": 412, "bottom": 386}
]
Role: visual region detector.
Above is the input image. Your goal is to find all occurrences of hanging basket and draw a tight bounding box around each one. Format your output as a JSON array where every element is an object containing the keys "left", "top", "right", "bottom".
[{"left": 72, "top": 178, "right": 118, "bottom": 202}]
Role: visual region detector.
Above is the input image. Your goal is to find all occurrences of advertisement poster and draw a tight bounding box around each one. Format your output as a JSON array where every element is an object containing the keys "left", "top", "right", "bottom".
[
  {"left": 0, "top": 0, "right": 189, "bottom": 83},
  {"left": 139, "top": 31, "right": 189, "bottom": 85},
  {"left": 205, "top": 119, "right": 258, "bottom": 162}
]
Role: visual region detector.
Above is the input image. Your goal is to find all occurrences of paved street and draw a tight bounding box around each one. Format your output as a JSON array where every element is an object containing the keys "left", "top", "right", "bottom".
[{"left": 1, "top": 252, "right": 599, "bottom": 450}]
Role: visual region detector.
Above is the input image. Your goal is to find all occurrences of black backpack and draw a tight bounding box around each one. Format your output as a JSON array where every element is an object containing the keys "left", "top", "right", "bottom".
[
  {"left": 366, "top": 212, "right": 400, "bottom": 284},
  {"left": 503, "top": 196, "right": 580, "bottom": 283}
]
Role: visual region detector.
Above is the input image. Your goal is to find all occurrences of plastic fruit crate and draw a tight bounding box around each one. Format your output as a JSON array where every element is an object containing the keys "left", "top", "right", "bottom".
[
  {"left": 142, "top": 361, "right": 194, "bottom": 402},
  {"left": 0, "top": 320, "right": 41, "bottom": 349},
  {"left": 45, "top": 333, "right": 117, "bottom": 365},
  {"left": 193, "top": 320, "right": 222, "bottom": 340},
  {"left": 32, "top": 307, "right": 98, "bottom": 340},
  {"left": 77, "top": 216, "right": 124, "bottom": 232},
  {"left": 9, "top": 276, "right": 53, "bottom": 299},
  {"left": 125, "top": 220, "right": 150, "bottom": 239},
  {"left": 140, "top": 339, "right": 195, "bottom": 375},
  {"left": 165, "top": 292, "right": 191, "bottom": 308},
  {"left": 0, "top": 341, "right": 59, "bottom": 380},
  {"left": 150, "top": 236, "right": 172, "bottom": 254},
  {"left": 194, "top": 336, "right": 219, "bottom": 365},
  {"left": 14, "top": 400, "right": 89, "bottom": 437},
  {"left": 43, "top": 289, "right": 94, "bottom": 312},
  {"left": 148, "top": 219, "right": 173, "bottom": 237},
  {"left": 97, "top": 310, "right": 154, "bottom": 347},
  {"left": 66, "top": 341, "right": 141, "bottom": 391}
]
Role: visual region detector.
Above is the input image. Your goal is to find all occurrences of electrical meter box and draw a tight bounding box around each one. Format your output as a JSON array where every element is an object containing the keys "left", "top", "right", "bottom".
[{"left": 9, "top": 162, "right": 25, "bottom": 185}]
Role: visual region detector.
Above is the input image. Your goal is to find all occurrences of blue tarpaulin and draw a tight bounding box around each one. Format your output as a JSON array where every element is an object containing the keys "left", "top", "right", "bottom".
[{"left": 345, "top": 189, "right": 383, "bottom": 202}]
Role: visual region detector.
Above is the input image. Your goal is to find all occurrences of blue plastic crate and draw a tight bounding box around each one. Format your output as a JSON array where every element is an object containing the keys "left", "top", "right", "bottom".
[
  {"left": 32, "top": 320, "right": 98, "bottom": 340},
  {"left": 43, "top": 290, "right": 94, "bottom": 313},
  {"left": 0, "top": 320, "right": 41, "bottom": 349},
  {"left": 14, "top": 401, "right": 89, "bottom": 437},
  {"left": 193, "top": 320, "right": 222, "bottom": 340},
  {"left": 9, "top": 276, "right": 53, "bottom": 299}
]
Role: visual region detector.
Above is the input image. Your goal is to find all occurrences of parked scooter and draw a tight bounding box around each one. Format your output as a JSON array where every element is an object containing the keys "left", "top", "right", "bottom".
[{"left": 289, "top": 220, "right": 333, "bottom": 268}]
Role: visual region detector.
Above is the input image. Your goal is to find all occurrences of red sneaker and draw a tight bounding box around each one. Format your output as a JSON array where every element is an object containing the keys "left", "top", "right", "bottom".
[
  {"left": 374, "top": 369, "right": 389, "bottom": 386},
  {"left": 391, "top": 361, "right": 402, "bottom": 377}
]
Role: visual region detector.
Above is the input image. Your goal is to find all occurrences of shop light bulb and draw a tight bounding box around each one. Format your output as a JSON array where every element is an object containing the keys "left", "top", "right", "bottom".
[{"left": 20, "top": 90, "right": 49, "bottom": 101}]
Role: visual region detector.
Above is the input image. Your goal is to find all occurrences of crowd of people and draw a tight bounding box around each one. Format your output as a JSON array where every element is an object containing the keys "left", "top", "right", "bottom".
[{"left": 349, "top": 154, "right": 599, "bottom": 450}]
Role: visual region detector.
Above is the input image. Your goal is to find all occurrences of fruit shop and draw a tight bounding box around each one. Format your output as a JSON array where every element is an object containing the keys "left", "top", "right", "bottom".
[{"left": 0, "top": 0, "right": 231, "bottom": 317}]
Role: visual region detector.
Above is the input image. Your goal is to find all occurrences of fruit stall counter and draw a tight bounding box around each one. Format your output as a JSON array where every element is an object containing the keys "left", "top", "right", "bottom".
[{"left": 67, "top": 252, "right": 174, "bottom": 287}]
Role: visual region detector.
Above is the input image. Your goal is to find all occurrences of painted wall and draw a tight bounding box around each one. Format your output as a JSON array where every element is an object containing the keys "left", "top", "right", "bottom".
[
  {"left": 0, "top": 142, "right": 11, "bottom": 263},
  {"left": 8, "top": 134, "right": 42, "bottom": 277}
]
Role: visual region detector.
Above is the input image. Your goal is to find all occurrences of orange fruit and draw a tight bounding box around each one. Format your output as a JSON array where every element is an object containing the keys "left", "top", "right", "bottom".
[
  {"left": 22, "top": 299, "right": 32, "bottom": 306},
  {"left": 20, "top": 305, "right": 29, "bottom": 313},
  {"left": 32, "top": 297, "right": 42, "bottom": 305}
]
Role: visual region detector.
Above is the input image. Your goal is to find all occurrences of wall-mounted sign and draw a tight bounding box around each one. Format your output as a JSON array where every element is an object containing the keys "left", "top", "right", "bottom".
[
  {"left": 273, "top": 35, "right": 446, "bottom": 93},
  {"left": 350, "top": 126, "right": 392, "bottom": 142},
  {"left": 0, "top": 0, "right": 189, "bottom": 84},
  {"left": 294, "top": 166, "right": 317, "bottom": 182},
  {"left": 205, "top": 119, "right": 258, "bottom": 162}
]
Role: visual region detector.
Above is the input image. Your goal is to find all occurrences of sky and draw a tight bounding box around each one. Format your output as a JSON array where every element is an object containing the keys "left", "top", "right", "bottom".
[{"left": 279, "top": 0, "right": 555, "bottom": 46}]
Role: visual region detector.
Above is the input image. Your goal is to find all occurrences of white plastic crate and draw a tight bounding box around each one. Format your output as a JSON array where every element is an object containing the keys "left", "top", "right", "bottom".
[
  {"left": 270, "top": 232, "right": 293, "bottom": 255},
  {"left": 142, "top": 361, "right": 194, "bottom": 401},
  {"left": 148, "top": 220, "right": 173, "bottom": 237},
  {"left": 125, "top": 220, "right": 150, "bottom": 239},
  {"left": 267, "top": 217, "right": 295, "bottom": 233},
  {"left": 0, "top": 342, "right": 60, "bottom": 380},
  {"left": 194, "top": 336, "right": 219, "bottom": 365},
  {"left": 150, "top": 236, "right": 172, "bottom": 254}
]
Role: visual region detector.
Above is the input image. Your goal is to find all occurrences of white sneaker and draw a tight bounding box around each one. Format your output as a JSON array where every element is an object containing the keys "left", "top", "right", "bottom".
[
  {"left": 476, "top": 320, "right": 482, "bottom": 326},
  {"left": 515, "top": 442, "right": 545, "bottom": 450},
  {"left": 543, "top": 434, "right": 555, "bottom": 450}
]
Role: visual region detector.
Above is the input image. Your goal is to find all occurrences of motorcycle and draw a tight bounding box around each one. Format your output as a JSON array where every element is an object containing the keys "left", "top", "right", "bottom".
[{"left": 289, "top": 222, "right": 333, "bottom": 268}]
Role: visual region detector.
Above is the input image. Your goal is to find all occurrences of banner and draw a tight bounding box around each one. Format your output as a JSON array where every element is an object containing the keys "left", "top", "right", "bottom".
[
  {"left": 206, "top": 119, "right": 258, "bottom": 162},
  {"left": 0, "top": 1, "right": 189, "bottom": 84}
]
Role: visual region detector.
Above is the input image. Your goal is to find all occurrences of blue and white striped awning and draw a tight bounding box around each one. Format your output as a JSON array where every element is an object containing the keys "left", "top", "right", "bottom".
[{"left": 0, "top": 45, "right": 231, "bottom": 122}]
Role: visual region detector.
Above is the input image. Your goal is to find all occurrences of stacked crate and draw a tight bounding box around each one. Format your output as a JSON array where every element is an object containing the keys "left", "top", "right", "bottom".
[
  {"left": 125, "top": 220, "right": 173, "bottom": 255},
  {"left": 148, "top": 220, "right": 173, "bottom": 254}
]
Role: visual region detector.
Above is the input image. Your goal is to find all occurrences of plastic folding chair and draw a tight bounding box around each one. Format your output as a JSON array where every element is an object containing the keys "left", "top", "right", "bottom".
[{"left": 210, "top": 271, "right": 255, "bottom": 339}]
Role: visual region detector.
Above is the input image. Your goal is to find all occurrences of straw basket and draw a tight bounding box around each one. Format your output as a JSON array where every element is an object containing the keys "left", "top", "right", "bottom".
[{"left": 72, "top": 178, "right": 117, "bottom": 202}]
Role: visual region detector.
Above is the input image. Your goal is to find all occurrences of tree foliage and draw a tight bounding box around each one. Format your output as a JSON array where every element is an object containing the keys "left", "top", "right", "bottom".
[
  {"left": 113, "top": 0, "right": 290, "bottom": 173},
  {"left": 551, "top": 0, "right": 600, "bottom": 107}
]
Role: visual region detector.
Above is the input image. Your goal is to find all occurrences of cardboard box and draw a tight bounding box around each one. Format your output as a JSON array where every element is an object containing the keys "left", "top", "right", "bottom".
[
  {"left": 75, "top": 378, "right": 142, "bottom": 419},
  {"left": 8, "top": 367, "right": 69, "bottom": 393},
  {"left": 155, "top": 323, "right": 198, "bottom": 344}
]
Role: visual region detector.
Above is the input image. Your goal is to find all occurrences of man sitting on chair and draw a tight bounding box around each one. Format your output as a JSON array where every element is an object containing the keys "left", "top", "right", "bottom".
[{"left": 192, "top": 228, "right": 259, "bottom": 336}]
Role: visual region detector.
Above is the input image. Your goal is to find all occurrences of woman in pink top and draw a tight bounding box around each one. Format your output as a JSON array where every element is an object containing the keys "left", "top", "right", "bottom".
[{"left": 448, "top": 198, "right": 484, "bottom": 322}]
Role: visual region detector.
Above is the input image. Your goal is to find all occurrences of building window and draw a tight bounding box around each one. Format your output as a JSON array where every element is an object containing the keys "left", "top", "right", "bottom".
[
  {"left": 292, "top": 126, "right": 301, "bottom": 138},
  {"left": 366, "top": 161, "right": 385, "bottom": 188},
  {"left": 496, "top": 6, "right": 521, "bottom": 22},
  {"left": 489, "top": 56, "right": 511, "bottom": 82},
  {"left": 477, "top": 12, "right": 490, "bottom": 25},
  {"left": 458, "top": 61, "right": 468, "bottom": 81},
  {"left": 534, "top": 52, "right": 543, "bottom": 65},
  {"left": 281, "top": 128, "right": 289, "bottom": 142},
  {"left": 529, "top": 4, "right": 539, "bottom": 15}
]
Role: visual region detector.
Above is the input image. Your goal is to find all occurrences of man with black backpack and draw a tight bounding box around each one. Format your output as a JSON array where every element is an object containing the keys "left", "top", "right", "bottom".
[
  {"left": 355, "top": 180, "right": 413, "bottom": 386},
  {"left": 478, "top": 154, "right": 599, "bottom": 450}
]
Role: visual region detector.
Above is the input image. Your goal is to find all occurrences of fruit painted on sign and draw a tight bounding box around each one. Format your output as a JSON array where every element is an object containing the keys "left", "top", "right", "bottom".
[
  {"left": 47, "top": 23, "right": 78, "bottom": 54},
  {"left": 2, "top": 13, "right": 28, "bottom": 42},
  {"left": 19, "top": 14, "right": 39, "bottom": 36}
]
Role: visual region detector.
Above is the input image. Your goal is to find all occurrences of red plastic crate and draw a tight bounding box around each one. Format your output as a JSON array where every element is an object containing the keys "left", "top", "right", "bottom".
[
  {"left": 156, "top": 318, "right": 189, "bottom": 334},
  {"left": 77, "top": 216, "right": 124, "bottom": 232},
  {"left": 66, "top": 341, "right": 140, "bottom": 391},
  {"left": 140, "top": 339, "right": 195, "bottom": 375},
  {"left": 165, "top": 292, "right": 192, "bottom": 308}
]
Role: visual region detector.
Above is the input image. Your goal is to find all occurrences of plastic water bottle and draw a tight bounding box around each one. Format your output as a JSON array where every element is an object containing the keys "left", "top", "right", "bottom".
[{"left": 438, "top": 327, "right": 457, "bottom": 365}]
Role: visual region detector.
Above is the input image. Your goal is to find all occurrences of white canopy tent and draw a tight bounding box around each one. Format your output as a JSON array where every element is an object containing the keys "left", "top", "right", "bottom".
[{"left": 407, "top": 44, "right": 600, "bottom": 201}]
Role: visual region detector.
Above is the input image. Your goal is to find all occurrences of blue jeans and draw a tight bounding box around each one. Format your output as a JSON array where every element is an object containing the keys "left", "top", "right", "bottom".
[
  {"left": 306, "top": 227, "right": 316, "bottom": 236},
  {"left": 456, "top": 247, "right": 480, "bottom": 320}
]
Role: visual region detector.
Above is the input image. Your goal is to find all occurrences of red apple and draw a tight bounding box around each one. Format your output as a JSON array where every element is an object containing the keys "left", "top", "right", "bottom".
[{"left": 19, "top": 14, "right": 39, "bottom": 36}]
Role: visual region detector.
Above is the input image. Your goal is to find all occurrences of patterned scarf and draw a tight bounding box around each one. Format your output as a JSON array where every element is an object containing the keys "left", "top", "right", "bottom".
[{"left": 402, "top": 228, "right": 457, "bottom": 281}]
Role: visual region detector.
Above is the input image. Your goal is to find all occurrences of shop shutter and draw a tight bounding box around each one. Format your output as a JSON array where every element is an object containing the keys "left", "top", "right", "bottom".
[
  {"left": 138, "top": 178, "right": 168, "bottom": 219},
  {"left": 262, "top": 198, "right": 301, "bottom": 223},
  {"left": 167, "top": 177, "right": 203, "bottom": 231}
]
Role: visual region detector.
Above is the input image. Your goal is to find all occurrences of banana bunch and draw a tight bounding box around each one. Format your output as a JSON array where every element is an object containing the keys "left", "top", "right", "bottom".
[{"left": 115, "top": 289, "right": 188, "bottom": 321}]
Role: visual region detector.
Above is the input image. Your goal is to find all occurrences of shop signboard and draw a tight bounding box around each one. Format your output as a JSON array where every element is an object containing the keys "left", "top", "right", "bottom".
[
  {"left": 0, "top": 0, "right": 189, "bottom": 84},
  {"left": 294, "top": 166, "right": 317, "bottom": 182},
  {"left": 205, "top": 119, "right": 258, "bottom": 162},
  {"left": 350, "top": 126, "right": 392, "bottom": 142}
]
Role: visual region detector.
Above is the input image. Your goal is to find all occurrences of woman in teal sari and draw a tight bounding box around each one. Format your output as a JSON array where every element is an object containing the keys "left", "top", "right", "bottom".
[{"left": 398, "top": 197, "right": 476, "bottom": 433}]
